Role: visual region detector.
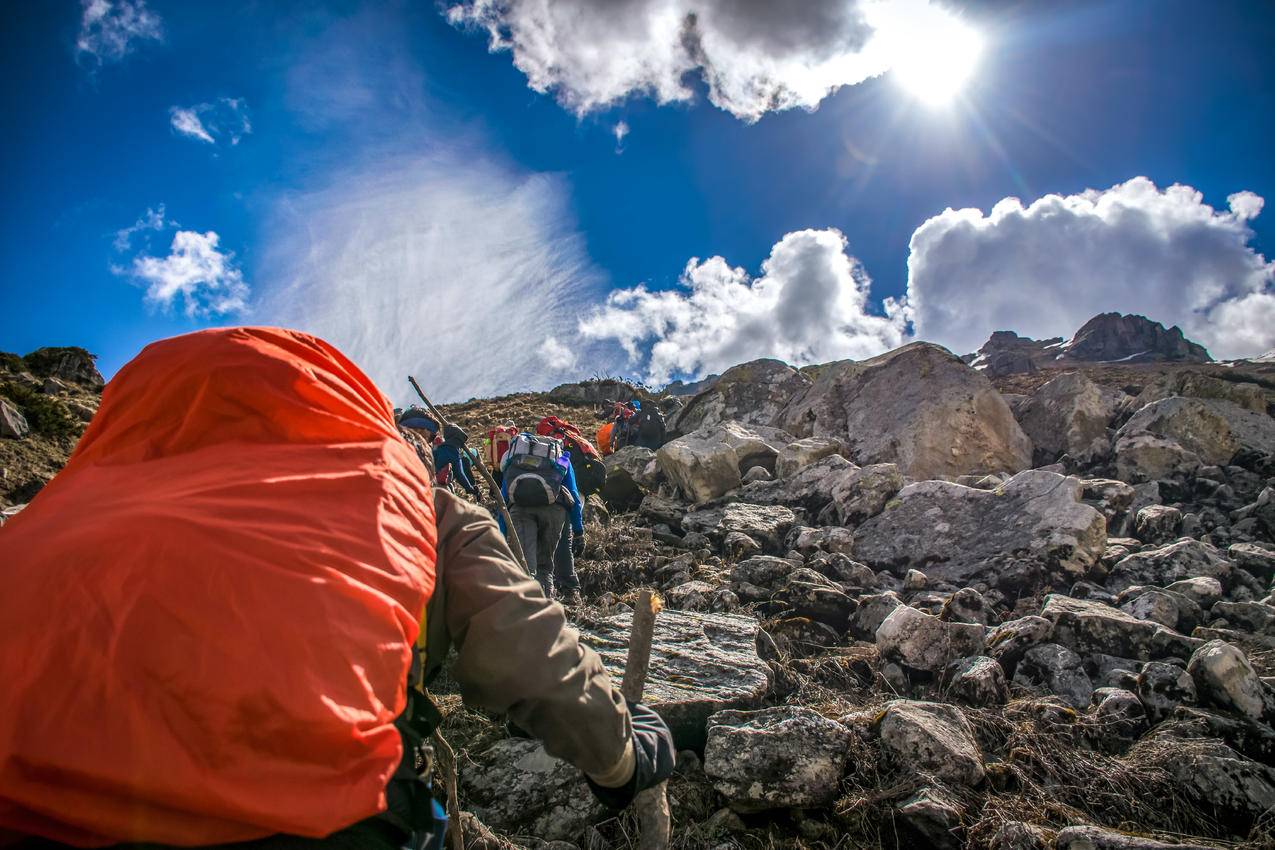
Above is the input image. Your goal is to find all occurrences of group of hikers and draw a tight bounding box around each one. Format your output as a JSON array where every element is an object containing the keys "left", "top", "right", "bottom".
[
  {"left": 392, "top": 393, "right": 667, "bottom": 607},
  {"left": 0, "top": 327, "right": 675, "bottom": 850}
]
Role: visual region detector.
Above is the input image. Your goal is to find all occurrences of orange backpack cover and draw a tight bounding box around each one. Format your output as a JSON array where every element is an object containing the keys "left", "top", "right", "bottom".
[
  {"left": 0, "top": 327, "right": 438, "bottom": 846},
  {"left": 596, "top": 421, "right": 615, "bottom": 456}
]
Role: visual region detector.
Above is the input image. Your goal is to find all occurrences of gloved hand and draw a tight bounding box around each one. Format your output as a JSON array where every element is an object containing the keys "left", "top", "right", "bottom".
[
  {"left": 572, "top": 530, "right": 585, "bottom": 557},
  {"left": 586, "top": 700, "right": 675, "bottom": 810}
]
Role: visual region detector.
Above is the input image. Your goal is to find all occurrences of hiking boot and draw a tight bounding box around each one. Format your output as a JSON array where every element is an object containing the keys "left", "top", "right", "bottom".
[{"left": 563, "top": 591, "right": 583, "bottom": 607}]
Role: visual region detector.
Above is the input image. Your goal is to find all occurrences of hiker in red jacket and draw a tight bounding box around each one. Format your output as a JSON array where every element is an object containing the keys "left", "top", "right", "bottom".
[{"left": 0, "top": 327, "right": 674, "bottom": 850}]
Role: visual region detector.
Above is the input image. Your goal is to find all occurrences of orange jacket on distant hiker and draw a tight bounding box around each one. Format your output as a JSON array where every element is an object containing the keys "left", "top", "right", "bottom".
[
  {"left": 0, "top": 328, "right": 438, "bottom": 846},
  {"left": 596, "top": 421, "right": 614, "bottom": 455}
]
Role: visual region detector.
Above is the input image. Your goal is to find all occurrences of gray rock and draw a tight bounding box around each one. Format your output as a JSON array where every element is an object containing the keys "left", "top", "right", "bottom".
[
  {"left": 1117, "top": 396, "right": 1240, "bottom": 469},
  {"left": 1113, "top": 432, "right": 1202, "bottom": 483},
  {"left": 741, "top": 465, "right": 771, "bottom": 483},
  {"left": 1229, "top": 542, "right": 1275, "bottom": 581},
  {"left": 986, "top": 615, "right": 1053, "bottom": 677},
  {"left": 896, "top": 786, "right": 964, "bottom": 849},
  {"left": 1082, "top": 478, "right": 1136, "bottom": 533},
  {"left": 1133, "top": 505, "right": 1181, "bottom": 544},
  {"left": 721, "top": 530, "right": 759, "bottom": 560},
  {"left": 731, "top": 555, "right": 801, "bottom": 586},
  {"left": 657, "top": 422, "right": 785, "bottom": 503},
  {"left": 775, "top": 436, "right": 842, "bottom": 479},
  {"left": 1130, "top": 371, "right": 1267, "bottom": 414},
  {"left": 1092, "top": 688, "right": 1146, "bottom": 737},
  {"left": 772, "top": 580, "right": 858, "bottom": 630},
  {"left": 1187, "top": 640, "right": 1274, "bottom": 723},
  {"left": 638, "top": 493, "right": 687, "bottom": 527},
  {"left": 704, "top": 706, "right": 852, "bottom": 811},
  {"left": 1210, "top": 600, "right": 1275, "bottom": 635},
  {"left": 460, "top": 738, "right": 602, "bottom": 841},
  {"left": 1042, "top": 594, "right": 1200, "bottom": 661},
  {"left": 1119, "top": 589, "right": 1185, "bottom": 630},
  {"left": 786, "top": 525, "right": 855, "bottom": 558},
  {"left": 1165, "top": 576, "right": 1223, "bottom": 610},
  {"left": 682, "top": 503, "right": 796, "bottom": 550},
  {"left": 876, "top": 604, "right": 986, "bottom": 674},
  {"left": 829, "top": 462, "right": 905, "bottom": 526},
  {"left": 1136, "top": 660, "right": 1197, "bottom": 720},
  {"left": 779, "top": 342, "right": 1031, "bottom": 481},
  {"left": 847, "top": 592, "right": 904, "bottom": 641},
  {"left": 1149, "top": 736, "right": 1275, "bottom": 827},
  {"left": 665, "top": 580, "right": 718, "bottom": 612},
  {"left": 1015, "top": 371, "right": 1117, "bottom": 464},
  {"left": 1054, "top": 825, "right": 1213, "bottom": 850},
  {"left": 600, "top": 446, "right": 657, "bottom": 509},
  {"left": 671, "top": 359, "right": 810, "bottom": 433},
  {"left": 1014, "top": 643, "right": 1094, "bottom": 709},
  {"left": 946, "top": 656, "right": 1009, "bottom": 707},
  {"left": 579, "top": 610, "right": 772, "bottom": 748},
  {"left": 941, "top": 588, "right": 992, "bottom": 626},
  {"left": 987, "top": 821, "right": 1049, "bottom": 850},
  {"left": 903, "top": 568, "right": 927, "bottom": 592},
  {"left": 1107, "top": 539, "right": 1233, "bottom": 594},
  {"left": 0, "top": 399, "right": 29, "bottom": 439},
  {"left": 854, "top": 471, "right": 1106, "bottom": 585},
  {"left": 877, "top": 700, "right": 985, "bottom": 786}
]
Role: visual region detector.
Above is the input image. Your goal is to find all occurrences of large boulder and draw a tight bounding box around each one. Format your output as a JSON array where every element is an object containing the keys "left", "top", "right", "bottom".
[
  {"left": 1106, "top": 539, "right": 1233, "bottom": 593},
  {"left": 656, "top": 421, "right": 792, "bottom": 503},
  {"left": 853, "top": 471, "right": 1106, "bottom": 585},
  {"left": 1115, "top": 397, "right": 1240, "bottom": 478},
  {"left": 829, "top": 462, "right": 905, "bottom": 526},
  {"left": 775, "top": 436, "right": 842, "bottom": 479},
  {"left": 1012, "top": 643, "right": 1094, "bottom": 709},
  {"left": 1015, "top": 372, "right": 1118, "bottom": 464},
  {"left": 1042, "top": 594, "right": 1199, "bottom": 661},
  {"left": 1187, "top": 640, "right": 1274, "bottom": 723},
  {"left": 1147, "top": 736, "right": 1275, "bottom": 829},
  {"left": 727, "top": 455, "right": 857, "bottom": 519},
  {"left": 670, "top": 359, "right": 810, "bottom": 433},
  {"left": 579, "top": 610, "right": 772, "bottom": 748},
  {"left": 779, "top": 342, "right": 1032, "bottom": 480},
  {"left": 877, "top": 700, "right": 985, "bottom": 786},
  {"left": 704, "top": 706, "right": 852, "bottom": 811},
  {"left": 1130, "top": 371, "right": 1266, "bottom": 414},
  {"left": 460, "top": 738, "right": 602, "bottom": 840}
]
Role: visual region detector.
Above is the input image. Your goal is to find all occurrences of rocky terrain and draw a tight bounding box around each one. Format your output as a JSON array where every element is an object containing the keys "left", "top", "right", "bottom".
[{"left": 4, "top": 313, "right": 1275, "bottom": 849}]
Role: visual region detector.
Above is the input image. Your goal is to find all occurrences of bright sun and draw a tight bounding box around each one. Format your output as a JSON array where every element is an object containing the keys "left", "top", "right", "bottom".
[{"left": 885, "top": 9, "right": 984, "bottom": 106}]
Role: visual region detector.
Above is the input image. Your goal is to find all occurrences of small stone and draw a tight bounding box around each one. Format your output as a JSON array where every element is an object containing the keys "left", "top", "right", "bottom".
[
  {"left": 876, "top": 604, "right": 986, "bottom": 674},
  {"left": 1187, "top": 640, "right": 1274, "bottom": 723},
  {"left": 946, "top": 656, "right": 1009, "bottom": 707},
  {"left": 1133, "top": 504, "right": 1181, "bottom": 544},
  {"left": 903, "top": 568, "right": 927, "bottom": 592},
  {"left": 1013, "top": 643, "right": 1093, "bottom": 709},
  {"left": 985, "top": 615, "right": 1053, "bottom": 677},
  {"left": 1136, "top": 660, "right": 1197, "bottom": 720},
  {"left": 742, "top": 465, "right": 772, "bottom": 483},
  {"left": 0, "top": 399, "right": 29, "bottom": 439},
  {"left": 896, "top": 786, "right": 964, "bottom": 849},
  {"left": 878, "top": 700, "right": 985, "bottom": 786}
]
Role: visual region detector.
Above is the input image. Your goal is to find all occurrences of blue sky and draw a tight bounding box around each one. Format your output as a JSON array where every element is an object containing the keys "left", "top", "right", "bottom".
[{"left": 3, "top": 0, "right": 1275, "bottom": 401}]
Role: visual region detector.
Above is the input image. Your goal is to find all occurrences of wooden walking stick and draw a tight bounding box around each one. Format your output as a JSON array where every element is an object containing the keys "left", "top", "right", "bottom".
[
  {"left": 620, "top": 590, "right": 672, "bottom": 850},
  {"left": 407, "top": 376, "right": 529, "bottom": 574}
]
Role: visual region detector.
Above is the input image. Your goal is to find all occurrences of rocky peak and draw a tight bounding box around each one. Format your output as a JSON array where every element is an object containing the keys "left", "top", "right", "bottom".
[{"left": 1062, "top": 312, "right": 1212, "bottom": 364}]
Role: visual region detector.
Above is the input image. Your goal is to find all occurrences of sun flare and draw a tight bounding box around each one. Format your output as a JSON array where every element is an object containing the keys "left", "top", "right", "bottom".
[{"left": 874, "top": 2, "right": 985, "bottom": 106}]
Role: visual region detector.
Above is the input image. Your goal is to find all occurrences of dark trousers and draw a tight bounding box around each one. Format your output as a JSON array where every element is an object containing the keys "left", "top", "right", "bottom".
[
  {"left": 509, "top": 503, "right": 566, "bottom": 597},
  {"left": 553, "top": 524, "right": 581, "bottom": 595}
]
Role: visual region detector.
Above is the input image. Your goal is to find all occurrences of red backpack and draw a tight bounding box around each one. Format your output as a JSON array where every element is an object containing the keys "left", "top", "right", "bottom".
[{"left": 535, "top": 415, "right": 605, "bottom": 495}]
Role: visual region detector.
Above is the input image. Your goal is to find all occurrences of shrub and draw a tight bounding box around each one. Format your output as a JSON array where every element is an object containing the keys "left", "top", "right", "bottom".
[{"left": 0, "top": 382, "right": 78, "bottom": 439}]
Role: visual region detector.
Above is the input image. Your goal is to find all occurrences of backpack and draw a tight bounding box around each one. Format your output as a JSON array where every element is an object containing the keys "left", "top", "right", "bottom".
[
  {"left": 536, "top": 416, "right": 605, "bottom": 496},
  {"left": 504, "top": 433, "right": 567, "bottom": 507},
  {"left": 634, "top": 405, "right": 666, "bottom": 448},
  {"left": 485, "top": 426, "right": 517, "bottom": 469}
]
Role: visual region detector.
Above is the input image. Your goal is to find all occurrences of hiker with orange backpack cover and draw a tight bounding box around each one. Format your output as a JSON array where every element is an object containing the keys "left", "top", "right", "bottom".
[{"left": 0, "top": 327, "right": 674, "bottom": 850}]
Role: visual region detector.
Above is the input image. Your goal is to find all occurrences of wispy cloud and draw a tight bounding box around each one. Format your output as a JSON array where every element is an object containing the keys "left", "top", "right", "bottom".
[
  {"left": 612, "top": 120, "right": 630, "bottom": 153},
  {"left": 113, "top": 204, "right": 169, "bottom": 252},
  {"left": 76, "top": 0, "right": 162, "bottom": 65},
  {"left": 169, "top": 98, "right": 252, "bottom": 146},
  {"left": 123, "top": 229, "right": 249, "bottom": 318},
  {"left": 256, "top": 153, "right": 600, "bottom": 403}
]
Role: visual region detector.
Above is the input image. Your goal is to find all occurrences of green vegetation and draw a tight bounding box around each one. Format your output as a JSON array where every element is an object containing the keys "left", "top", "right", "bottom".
[
  {"left": 0, "top": 382, "right": 78, "bottom": 439},
  {"left": 0, "top": 351, "right": 23, "bottom": 373},
  {"left": 22, "top": 346, "right": 97, "bottom": 378}
]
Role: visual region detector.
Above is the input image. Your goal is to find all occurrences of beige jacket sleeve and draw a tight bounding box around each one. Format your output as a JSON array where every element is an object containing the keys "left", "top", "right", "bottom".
[{"left": 424, "top": 490, "right": 634, "bottom": 785}]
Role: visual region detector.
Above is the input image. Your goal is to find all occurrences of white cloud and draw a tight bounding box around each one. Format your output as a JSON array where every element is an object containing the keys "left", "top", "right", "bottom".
[
  {"left": 169, "top": 98, "right": 252, "bottom": 146},
  {"left": 255, "top": 153, "right": 602, "bottom": 403},
  {"left": 76, "top": 0, "right": 162, "bottom": 64},
  {"left": 578, "top": 228, "right": 909, "bottom": 384},
  {"left": 613, "top": 120, "right": 630, "bottom": 153},
  {"left": 128, "top": 230, "right": 250, "bottom": 318},
  {"left": 113, "top": 204, "right": 169, "bottom": 251},
  {"left": 446, "top": 0, "right": 979, "bottom": 122},
  {"left": 906, "top": 177, "right": 1275, "bottom": 359}
]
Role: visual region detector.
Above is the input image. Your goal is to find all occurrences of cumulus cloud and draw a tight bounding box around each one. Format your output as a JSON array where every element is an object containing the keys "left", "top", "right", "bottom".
[
  {"left": 169, "top": 98, "right": 252, "bottom": 146},
  {"left": 445, "top": 0, "right": 974, "bottom": 122},
  {"left": 126, "top": 230, "right": 250, "bottom": 318},
  {"left": 579, "top": 228, "right": 909, "bottom": 384},
  {"left": 906, "top": 177, "right": 1275, "bottom": 359},
  {"left": 76, "top": 0, "right": 162, "bottom": 64},
  {"left": 255, "top": 154, "right": 602, "bottom": 403}
]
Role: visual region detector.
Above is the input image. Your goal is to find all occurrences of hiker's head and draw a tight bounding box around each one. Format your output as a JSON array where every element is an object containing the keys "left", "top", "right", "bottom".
[
  {"left": 398, "top": 408, "right": 439, "bottom": 437},
  {"left": 443, "top": 424, "right": 468, "bottom": 446}
]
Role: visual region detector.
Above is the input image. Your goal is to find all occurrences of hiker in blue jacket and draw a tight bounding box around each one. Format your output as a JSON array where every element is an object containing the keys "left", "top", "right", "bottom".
[
  {"left": 500, "top": 434, "right": 584, "bottom": 601},
  {"left": 434, "top": 424, "right": 481, "bottom": 499}
]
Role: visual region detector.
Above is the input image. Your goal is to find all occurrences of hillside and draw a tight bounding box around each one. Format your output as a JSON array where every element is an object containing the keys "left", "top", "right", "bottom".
[{"left": 4, "top": 317, "right": 1275, "bottom": 849}]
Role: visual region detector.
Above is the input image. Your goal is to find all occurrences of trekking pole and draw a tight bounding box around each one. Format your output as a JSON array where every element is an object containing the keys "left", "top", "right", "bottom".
[
  {"left": 620, "top": 590, "right": 671, "bottom": 850},
  {"left": 407, "top": 376, "right": 529, "bottom": 575}
]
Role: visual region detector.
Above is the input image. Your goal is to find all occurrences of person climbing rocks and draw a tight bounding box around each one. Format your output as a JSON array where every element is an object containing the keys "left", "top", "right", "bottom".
[
  {"left": 499, "top": 431, "right": 585, "bottom": 600},
  {"left": 432, "top": 423, "right": 481, "bottom": 500},
  {"left": 552, "top": 517, "right": 586, "bottom": 607},
  {"left": 398, "top": 407, "right": 440, "bottom": 474},
  {"left": 0, "top": 327, "right": 674, "bottom": 850}
]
